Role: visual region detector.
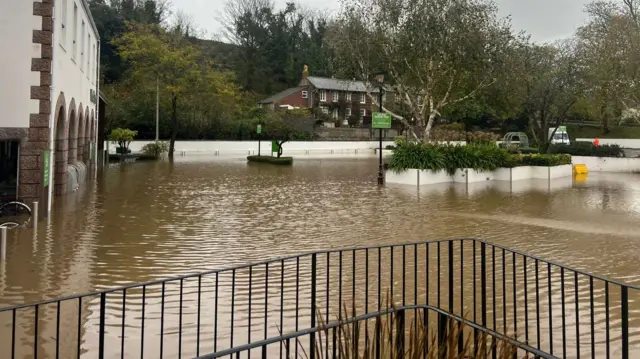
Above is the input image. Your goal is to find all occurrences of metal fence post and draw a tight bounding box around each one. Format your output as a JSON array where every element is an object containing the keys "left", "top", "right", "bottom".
[
  {"left": 437, "top": 312, "right": 447, "bottom": 359},
  {"left": 395, "top": 309, "right": 405, "bottom": 359},
  {"left": 310, "top": 253, "right": 317, "bottom": 359},
  {"left": 448, "top": 241, "right": 454, "bottom": 313},
  {"left": 622, "top": 286, "right": 629, "bottom": 359},
  {"left": 99, "top": 292, "right": 106, "bottom": 359},
  {"left": 32, "top": 201, "right": 39, "bottom": 230},
  {"left": 0, "top": 227, "right": 6, "bottom": 261},
  {"left": 481, "top": 243, "right": 487, "bottom": 327}
]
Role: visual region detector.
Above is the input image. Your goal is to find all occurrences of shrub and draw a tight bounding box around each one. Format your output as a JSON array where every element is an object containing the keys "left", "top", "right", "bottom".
[
  {"left": 389, "top": 143, "right": 507, "bottom": 174},
  {"left": 549, "top": 142, "right": 624, "bottom": 157},
  {"left": 506, "top": 154, "right": 572, "bottom": 167},
  {"left": 141, "top": 141, "right": 169, "bottom": 157},
  {"left": 109, "top": 128, "right": 137, "bottom": 153},
  {"left": 389, "top": 143, "right": 571, "bottom": 173}
]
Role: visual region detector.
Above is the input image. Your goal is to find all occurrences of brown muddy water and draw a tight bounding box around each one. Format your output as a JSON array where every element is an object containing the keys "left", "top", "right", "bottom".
[{"left": 1, "top": 156, "right": 640, "bottom": 358}]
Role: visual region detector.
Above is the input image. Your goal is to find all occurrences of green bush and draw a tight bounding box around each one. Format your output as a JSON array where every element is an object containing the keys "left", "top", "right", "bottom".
[
  {"left": 389, "top": 143, "right": 571, "bottom": 173},
  {"left": 109, "top": 128, "right": 137, "bottom": 153},
  {"left": 508, "top": 154, "right": 572, "bottom": 167},
  {"left": 247, "top": 155, "right": 293, "bottom": 165},
  {"left": 141, "top": 141, "right": 169, "bottom": 157},
  {"left": 389, "top": 143, "right": 507, "bottom": 174},
  {"left": 549, "top": 142, "right": 624, "bottom": 157}
]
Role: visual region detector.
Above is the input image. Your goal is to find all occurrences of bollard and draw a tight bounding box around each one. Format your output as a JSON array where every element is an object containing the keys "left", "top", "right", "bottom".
[
  {"left": 1, "top": 227, "right": 6, "bottom": 261},
  {"left": 32, "top": 201, "right": 39, "bottom": 230}
]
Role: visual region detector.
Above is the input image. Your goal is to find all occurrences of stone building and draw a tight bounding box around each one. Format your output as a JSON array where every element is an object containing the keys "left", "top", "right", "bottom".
[{"left": 0, "top": 0, "right": 102, "bottom": 213}]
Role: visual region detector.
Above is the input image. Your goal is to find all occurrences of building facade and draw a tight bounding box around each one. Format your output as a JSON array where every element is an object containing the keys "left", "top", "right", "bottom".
[
  {"left": 258, "top": 67, "right": 391, "bottom": 126},
  {"left": 0, "top": 0, "right": 100, "bottom": 213}
]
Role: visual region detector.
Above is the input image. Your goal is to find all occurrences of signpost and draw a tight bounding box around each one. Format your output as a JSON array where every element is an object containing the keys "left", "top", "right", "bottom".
[
  {"left": 372, "top": 112, "right": 392, "bottom": 129},
  {"left": 257, "top": 124, "right": 262, "bottom": 156},
  {"left": 373, "top": 112, "right": 391, "bottom": 184}
]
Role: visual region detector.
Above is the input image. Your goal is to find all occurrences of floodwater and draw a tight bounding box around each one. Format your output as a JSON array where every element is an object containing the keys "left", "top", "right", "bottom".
[{"left": 1, "top": 155, "right": 640, "bottom": 358}]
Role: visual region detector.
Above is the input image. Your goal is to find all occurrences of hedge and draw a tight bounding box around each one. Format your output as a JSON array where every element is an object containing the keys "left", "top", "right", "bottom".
[
  {"left": 549, "top": 142, "right": 624, "bottom": 157},
  {"left": 389, "top": 143, "right": 572, "bottom": 172},
  {"left": 247, "top": 155, "right": 293, "bottom": 165}
]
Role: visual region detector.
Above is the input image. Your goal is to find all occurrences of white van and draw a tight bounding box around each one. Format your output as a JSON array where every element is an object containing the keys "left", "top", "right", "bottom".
[{"left": 548, "top": 126, "right": 570, "bottom": 145}]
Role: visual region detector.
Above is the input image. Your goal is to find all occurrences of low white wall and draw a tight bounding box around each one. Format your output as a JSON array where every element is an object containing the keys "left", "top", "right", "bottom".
[
  {"left": 105, "top": 140, "right": 395, "bottom": 155},
  {"left": 386, "top": 165, "right": 573, "bottom": 186},
  {"left": 572, "top": 156, "right": 640, "bottom": 173},
  {"left": 419, "top": 170, "right": 451, "bottom": 185},
  {"left": 549, "top": 164, "right": 573, "bottom": 178},
  {"left": 576, "top": 138, "right": 640, "bottom": 149},
  {"left": 386, "top": 169, "right": 419, "bottom": 186}
]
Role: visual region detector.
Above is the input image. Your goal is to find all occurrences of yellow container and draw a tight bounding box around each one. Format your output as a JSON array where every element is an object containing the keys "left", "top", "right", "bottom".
[{"left": 573, "top": 164, "right": 588, "bottom": 175}]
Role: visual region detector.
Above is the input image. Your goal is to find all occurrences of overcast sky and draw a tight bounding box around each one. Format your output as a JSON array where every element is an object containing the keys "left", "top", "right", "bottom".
[{"left": 171, "top": 0, "right": 592, "bottom": 43}]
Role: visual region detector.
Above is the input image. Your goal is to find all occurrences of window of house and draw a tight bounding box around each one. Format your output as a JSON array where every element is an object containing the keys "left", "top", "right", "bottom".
[
  {"left": 302, "top": 90, "right": 308, "bottom": 99},
  {"left": 360, "top": 108, "right": 366, "bottom": 117},
  {"left": 332, "top": 108, "right": 338, "bottom": 119},
  {"left": 346, "top": 108, "right": 352, "bottom": 117},
  {"left": 320, "top": 90, "right": 327, "bottom": 102},
  {"left": 60, "top": 0, "right": 68, "bottom": 48},
  {"left": 360, "top": 93, "right": 366, "bottom": 104},
  {"left": 346, "top": 92, "right": 352, "bottom": 102},
  {"left": 333, "top": 91, "right": 339, "bottom": 102},
  {"left": 322, "top": 106, "right": 329, "bottom": 114},
  {"left": 72, "top": 3, "right": 78, "bottom": 61}
]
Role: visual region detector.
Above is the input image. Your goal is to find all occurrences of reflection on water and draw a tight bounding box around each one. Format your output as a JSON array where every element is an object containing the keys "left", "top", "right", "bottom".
[{"left": 1, "top": 156, "right": 640, "bottom": 358}]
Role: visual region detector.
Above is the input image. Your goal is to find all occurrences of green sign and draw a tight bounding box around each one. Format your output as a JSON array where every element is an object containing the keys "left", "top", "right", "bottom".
[
  {"left": 43, "top": 150, "right": 50, "bottom": 187},
  {"left": 372, "top": 112, "right": 392, "bottom": 129},
  {"left": 257, "top": 124, "right": 262, "bottom": 134},
  {"left": 271, "top": 140, "right": 279, "bottom": 153}
]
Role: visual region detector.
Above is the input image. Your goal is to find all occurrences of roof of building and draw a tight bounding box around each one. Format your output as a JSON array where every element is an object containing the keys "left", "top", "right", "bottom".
[
  {"left": 306, "top": 76, "right": 392, "bottom": 93},
  {"left": 258, "top": 87, "right": 304, "bottom": 104}
]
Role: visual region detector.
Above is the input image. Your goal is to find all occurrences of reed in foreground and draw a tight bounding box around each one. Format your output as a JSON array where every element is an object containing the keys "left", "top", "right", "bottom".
[{"left": 285, "top": 303, "right": 530, "bottom": 359}]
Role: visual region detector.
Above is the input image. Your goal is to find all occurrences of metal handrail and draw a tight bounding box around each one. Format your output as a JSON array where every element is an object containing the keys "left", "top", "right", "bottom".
[{"left": 195, "top": 305, "right": 559, "bottom": 359}]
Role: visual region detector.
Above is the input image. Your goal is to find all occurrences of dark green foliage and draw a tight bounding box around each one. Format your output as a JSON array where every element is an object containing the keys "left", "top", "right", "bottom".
[
  {"left": 390, "top": 143, "right": 571, "bottom": 172},
  {"left": 506, "top": 154, "right": 572, "bottom": 167},
  {"left": 247, "top": 155, "right": 293, "bottom": 165},
  {"left": 549, "top": 142, "right": 624, "bottom": 157},
  {"left": 89, "top": 0, "right": 168, "bottom": 84},
  {"left": 389, "top": 143, "right": 507, "bottom": 175}
]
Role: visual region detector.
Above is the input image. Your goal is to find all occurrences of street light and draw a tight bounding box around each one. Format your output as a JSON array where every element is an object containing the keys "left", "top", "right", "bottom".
[{"left": 375, "top": 73, "right": 384, "bottom": 185}]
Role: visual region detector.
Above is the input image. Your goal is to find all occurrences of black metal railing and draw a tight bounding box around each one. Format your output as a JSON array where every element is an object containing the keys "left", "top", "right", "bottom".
[{"left": 0, "top": 238, "right": 638, "bottom": 359}]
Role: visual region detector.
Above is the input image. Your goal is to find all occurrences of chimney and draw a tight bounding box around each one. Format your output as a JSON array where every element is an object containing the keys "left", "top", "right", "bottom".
[{"left": 300, "top": 64, "right": 309, "bottom": 86}]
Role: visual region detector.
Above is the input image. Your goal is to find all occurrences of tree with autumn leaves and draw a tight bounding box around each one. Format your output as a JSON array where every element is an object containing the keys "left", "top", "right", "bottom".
[{"left": 113, "top": 22, "right": 241, "bottom": 158}]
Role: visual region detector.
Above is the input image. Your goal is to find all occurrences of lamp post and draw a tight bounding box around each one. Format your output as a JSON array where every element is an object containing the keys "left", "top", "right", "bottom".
[{"left": 375, "top": 73, "right": 384, "bottom": 185}]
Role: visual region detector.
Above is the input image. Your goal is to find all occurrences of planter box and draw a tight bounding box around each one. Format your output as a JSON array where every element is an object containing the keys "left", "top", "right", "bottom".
[
  {"left": 510, "top": 166, "right": 532, "bottom": 181},
  {"left": 494, "top": 168, "right": 512, "bottom": 181},
  {"left": 418, "top": 170, "right": 451, "bottom": 185},
  {"left": 386, "top": 164, "right": 573, "bottom": 186},
  {"left": 386, "top": 169, "right": 419, "bottom": 186}
]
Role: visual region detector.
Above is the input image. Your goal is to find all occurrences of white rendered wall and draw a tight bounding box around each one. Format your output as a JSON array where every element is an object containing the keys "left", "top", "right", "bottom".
[
  {"left": 572, "top": 156, "right": 640, "bottom": 173},
  {"left": 51, "top": 0, "right": 99, "bottom": 130},
  {"left": 0, "top": 1, "right": 41, "bottom": 128}
]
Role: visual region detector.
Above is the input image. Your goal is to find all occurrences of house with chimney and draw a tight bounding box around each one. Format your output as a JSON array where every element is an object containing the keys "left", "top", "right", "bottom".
[{"left": 258, "top": 66, "right": 390, "bottom": 127}]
